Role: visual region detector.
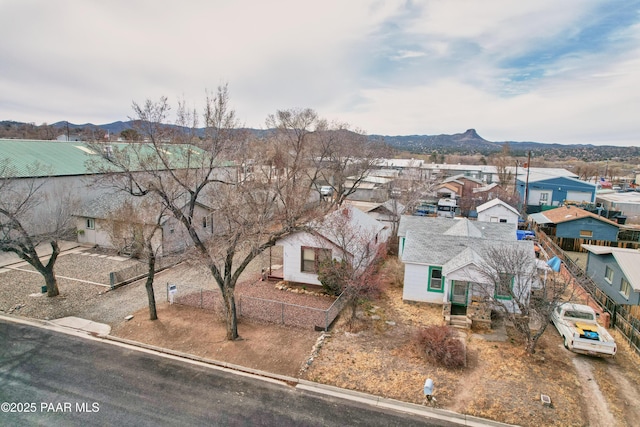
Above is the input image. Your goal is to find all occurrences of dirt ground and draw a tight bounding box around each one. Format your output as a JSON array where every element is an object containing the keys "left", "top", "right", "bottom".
[
  {"left": 111, "top": 303, "right": 320, "bottom": 378},
  {"left": 7, "top": 246, "right": 640, "bottom": 426},
  {"left": 111, "top": 268, "right": 640, "bottom": 427}
]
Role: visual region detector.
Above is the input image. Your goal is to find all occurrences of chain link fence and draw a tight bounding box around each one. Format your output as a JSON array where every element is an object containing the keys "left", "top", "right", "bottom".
[{"left": 168, "top": 285, "right": 347, "bottom": 331}]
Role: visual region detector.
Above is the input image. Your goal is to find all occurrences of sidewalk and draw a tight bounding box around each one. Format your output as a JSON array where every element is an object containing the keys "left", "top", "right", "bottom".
[{"left": 0, "top": 240, "right": 84, "bottom": 269}]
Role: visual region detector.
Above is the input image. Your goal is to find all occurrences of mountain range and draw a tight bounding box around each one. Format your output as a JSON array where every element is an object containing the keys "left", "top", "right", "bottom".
[{"left": 1, "top": 120, "right": 638, "bottom": 161}]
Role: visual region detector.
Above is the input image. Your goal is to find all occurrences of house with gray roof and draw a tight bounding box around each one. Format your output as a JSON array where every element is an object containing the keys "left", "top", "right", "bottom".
[
  {"left": 74, "top": 192, "right": 215, "bottom": 256},
  {"left": 398, "top": 216, "right": 537, "bottom": 325}
]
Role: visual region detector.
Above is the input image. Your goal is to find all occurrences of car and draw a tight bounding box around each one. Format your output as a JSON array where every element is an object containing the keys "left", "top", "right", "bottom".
[
  {"left": 551, "top": 303, "right": 616, "bottom": 357},
  {"left": 320, "top": 185, "right": 333, "bottom": 196}
]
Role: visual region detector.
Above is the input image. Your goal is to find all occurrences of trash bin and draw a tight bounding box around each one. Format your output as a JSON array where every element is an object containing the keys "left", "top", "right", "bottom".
[{"left": 41, "top": 285, "right": 47, "bottom": 294}]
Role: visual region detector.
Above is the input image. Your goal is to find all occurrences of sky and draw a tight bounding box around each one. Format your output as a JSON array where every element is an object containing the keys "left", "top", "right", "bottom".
[{"left": 1, "top": 1, "right": 639, "bottom": 146}]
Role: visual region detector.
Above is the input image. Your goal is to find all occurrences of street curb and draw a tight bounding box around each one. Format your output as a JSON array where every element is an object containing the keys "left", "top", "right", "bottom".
[
  {"left": 296, "top": 380, "right": 516, "bottom": 427},
  {"left": 103, "top": 334, "right": 300, "bottom": 385},
  {"left": 0, "top": 314, "right": 517, "bottom": 426}
]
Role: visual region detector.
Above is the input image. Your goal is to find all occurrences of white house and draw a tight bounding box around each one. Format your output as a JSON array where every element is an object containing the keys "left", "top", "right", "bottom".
[
  {"left": 476, "top": 198, "right": 520, "bottom": 224},
  {"left": 398, "top": 216, "right": 536, "bottom": 323},
  {"left": 276, "top": 206, "right": 388, "bottom": 286}
]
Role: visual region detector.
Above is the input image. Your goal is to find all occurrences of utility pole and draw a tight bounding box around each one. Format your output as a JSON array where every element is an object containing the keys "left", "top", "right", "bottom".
[
  {"left": 514, "top": 161, "right": 519, "bottom": 195},
  {"left": 523, "top": 151, "right": 531, "bottom": 214}
]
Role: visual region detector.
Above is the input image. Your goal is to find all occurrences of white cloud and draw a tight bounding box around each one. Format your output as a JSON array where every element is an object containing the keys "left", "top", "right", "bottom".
[{"left": 0, "top": 0, "right": 638, "bottom": 146}]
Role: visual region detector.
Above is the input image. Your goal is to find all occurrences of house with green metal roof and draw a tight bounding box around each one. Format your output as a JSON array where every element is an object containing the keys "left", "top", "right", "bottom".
[{"left": 1, "top": 139, "right": 237, "bottom": 247}]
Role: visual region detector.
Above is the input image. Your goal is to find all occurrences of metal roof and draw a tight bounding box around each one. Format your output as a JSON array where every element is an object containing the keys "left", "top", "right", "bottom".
[
  {"left": 0, "top": 139, "right": 105, "bottom": 177},
  {"left": 509, "top": 167, "right": 578, "bottom": 183},
  {"left": 0, "top": 139, "right": 233, "bottom": 179},
  {"left": 582, "top": 244, "right": 640, "bottom": 291}
]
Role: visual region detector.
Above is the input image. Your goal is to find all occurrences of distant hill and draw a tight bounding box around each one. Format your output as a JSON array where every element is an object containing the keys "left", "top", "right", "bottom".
[
  {"left": 52, "top": 120, "right": 133, "bottom": 135},
  {"left": 1, "top": 120, "right": 638, "bottom": 162},
  {"left": 373, "top": 129, "right": 503, "bottom": 153},
  {"left": 373, "top": 128, "right": 639, "bottom": 160}
]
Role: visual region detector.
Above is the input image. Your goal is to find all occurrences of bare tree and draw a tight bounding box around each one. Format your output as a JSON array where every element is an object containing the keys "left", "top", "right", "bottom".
[
  {"left": 315, "top": 207, "right": 386, "bottom": 323},
  {"left": 573, "top": 161, "right": 599, "bottom": 182},
  {"left": 265, "top": 110, "right": 389, "bottom": 206},
  {"left": 309, "top": 126, "right": 390, "bottom": 206},
  {"left": 490, "top": 143, "right": 513, "bottom": 188},
  {"left": 0, "top": 161, "right": 77, "bottom": 296},
  {"left": 474, "top": 245, "right": 572, "bottom": 354},
  {"left": 102, "top": 198, "right": 167, "bottom": 320},
  {"left": 90, "top": 86, "right": 323, "bottom": 340}
]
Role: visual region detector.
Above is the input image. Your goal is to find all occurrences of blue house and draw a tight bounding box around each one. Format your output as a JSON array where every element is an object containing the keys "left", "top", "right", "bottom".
[
  {"left": 513, "top": 168, "right": 596, "bottom": 214},
  {"left": 582, "top": 244, "right": 640, "bottom": 305},
  {"left": 529, "top": 205, "right": 620, "bottom": 251}
]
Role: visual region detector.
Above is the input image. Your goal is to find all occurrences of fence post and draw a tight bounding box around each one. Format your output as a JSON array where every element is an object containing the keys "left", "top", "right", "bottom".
[{"left": 325, "top": 309, "right": 329, "bottom": 332}]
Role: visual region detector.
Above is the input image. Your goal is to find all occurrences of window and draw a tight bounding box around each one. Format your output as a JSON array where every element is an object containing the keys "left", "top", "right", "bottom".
[
  {"left": 580, "top": 230, "right": 593, "bottom": 238},
  {"left": 86, "top": 218, "right": 95, "bottom": 230},
  {"left": 202, "top": 216, "right": 208, "bottom": 228},
  {"left": 495, "top": 273, "right": 514, "bottom": 300},
  {"left": 621, "top": 277, "right": 631, "bottom": 299},
  {"left": 301, "top": 247, "right": 331, "bottom": 273},
  {"left": 540, "top": 193, "right": 549, "bottom": 202},
  {"left": 604, "top": 266, "right": 614, "bottom": 284},
  {"left": 428, "top": 266, "right": 443, "bottom": 292},
  {"left": 564, "top": 310, "right": 595, "bottom": 321}
]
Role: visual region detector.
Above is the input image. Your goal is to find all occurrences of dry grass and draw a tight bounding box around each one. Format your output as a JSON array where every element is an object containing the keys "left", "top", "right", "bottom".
[
  {"left": 299, "top": 255, "right": 638, "bottom": 426},
  {"left": 304, "top": 287, "right": 594, "bottom": 426}
]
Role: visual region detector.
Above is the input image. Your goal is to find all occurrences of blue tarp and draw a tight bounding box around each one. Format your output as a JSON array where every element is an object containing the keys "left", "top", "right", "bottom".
[
  {"left": 547, "top": 256, "right": 562, "bottom": 272},
  {"left": 517, "top": 230, "right": 535, "bottom": 240}
]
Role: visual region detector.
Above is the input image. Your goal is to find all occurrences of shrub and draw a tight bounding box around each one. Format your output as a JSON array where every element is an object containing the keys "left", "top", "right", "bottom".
[
  {"left": 383, "top": 257, "right": 404, "bottom": 288},
  {"left": 317, "top": 259, "right": 348, "bottom": 296},
  {"left": 416, "top": 325, "right": 466, "bottom": 369}
]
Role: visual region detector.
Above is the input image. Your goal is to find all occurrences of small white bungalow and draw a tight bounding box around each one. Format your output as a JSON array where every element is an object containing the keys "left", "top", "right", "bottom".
[
  {"left": 476, "top": 198, "right": 520, "bottom": 224},
  {"left": 398, "top": 216, "right": 536, "bottom": 324},
  {"left": 276, "top": 206, "right": 388, "bottom": 286}
]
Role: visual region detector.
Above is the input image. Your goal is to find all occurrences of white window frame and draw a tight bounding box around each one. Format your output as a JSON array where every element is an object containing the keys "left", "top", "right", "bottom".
[
  {"left": 86, "top": 218, "right": 95, "bottom": 230},
  {"left": 604, "top": 266, "right": 614, "bottom": 284},
  {"left": 620, "top": 277, "right": 631, "bottom": 299}
]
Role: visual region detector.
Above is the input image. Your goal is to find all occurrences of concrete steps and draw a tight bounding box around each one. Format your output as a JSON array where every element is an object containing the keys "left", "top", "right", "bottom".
[{"left": 446, "top": 315, "right": 472, "bottom": 329}]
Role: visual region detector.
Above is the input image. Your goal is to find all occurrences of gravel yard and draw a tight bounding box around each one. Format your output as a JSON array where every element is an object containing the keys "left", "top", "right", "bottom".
[{"left": 0, "top": 244, "right": 331, "bottom": 328}]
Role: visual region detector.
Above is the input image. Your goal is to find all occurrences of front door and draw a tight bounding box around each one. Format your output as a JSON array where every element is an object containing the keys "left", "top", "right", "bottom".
[{"left": 451, "top": 281, "right": 468, "bottom": 306}]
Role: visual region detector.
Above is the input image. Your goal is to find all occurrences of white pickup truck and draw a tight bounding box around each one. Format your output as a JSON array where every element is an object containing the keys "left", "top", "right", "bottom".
[{"left": 551, "top": 303, "right": 617, "bottom": 358}]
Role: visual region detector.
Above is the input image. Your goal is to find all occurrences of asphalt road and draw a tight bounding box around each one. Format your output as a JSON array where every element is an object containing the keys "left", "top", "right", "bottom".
[{"left": 0, "top": 320, "right": 458, "bottom": 427}]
